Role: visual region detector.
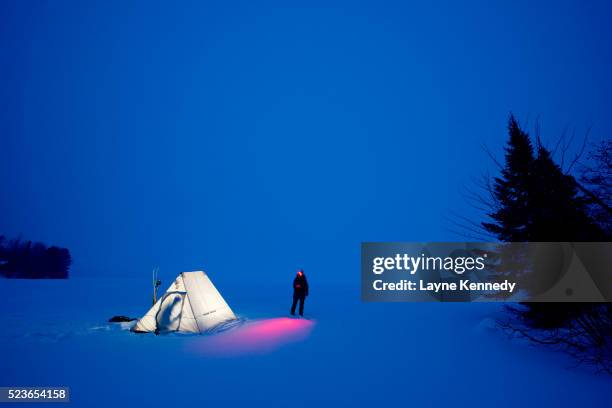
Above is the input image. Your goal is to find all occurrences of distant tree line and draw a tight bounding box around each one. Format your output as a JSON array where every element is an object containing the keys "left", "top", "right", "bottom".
[
  {"left": 0, "top": 236, "right": 71, "bottom": 279},
  {"left": 460, "top": 114, "right": 611, "bottom": 373}
]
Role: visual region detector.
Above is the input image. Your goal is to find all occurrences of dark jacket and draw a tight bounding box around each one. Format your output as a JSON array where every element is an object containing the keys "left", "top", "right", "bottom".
[{"left": 293, "top": 274, "right": 309, "bottom": 297}]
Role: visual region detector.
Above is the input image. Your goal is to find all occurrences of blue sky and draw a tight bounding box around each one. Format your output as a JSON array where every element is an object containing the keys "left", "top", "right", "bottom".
[{"left": 1, "top": 0, "right": 611, "bottom": 284}]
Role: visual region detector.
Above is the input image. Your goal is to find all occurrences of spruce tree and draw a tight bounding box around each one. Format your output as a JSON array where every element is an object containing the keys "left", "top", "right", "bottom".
[
  {"left": 523, "top": 143, "right": 605, "bottom": 327},
  {"left": 530, "top": 143, "right": 604, "bottom": 242},
  {"left": 484, "top": 116, "right": 605, "bottom": 328},
  {"left": 483, "top": 115, "right": 534, "bottom": 241}
]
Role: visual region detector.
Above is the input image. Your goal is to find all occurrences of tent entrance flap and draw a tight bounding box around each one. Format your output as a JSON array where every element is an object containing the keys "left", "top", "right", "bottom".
[{"left": 154, "top": 291, "right": 187, "bottom": 333}]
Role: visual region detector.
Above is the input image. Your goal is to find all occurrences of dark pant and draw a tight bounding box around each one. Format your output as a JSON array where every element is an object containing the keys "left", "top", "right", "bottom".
[{"left": 291, "top": 294, "right": 306, "bottom": 316}]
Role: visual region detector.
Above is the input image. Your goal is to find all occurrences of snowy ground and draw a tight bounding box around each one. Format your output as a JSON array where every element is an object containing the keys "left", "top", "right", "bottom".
[{"left": 0, "top": 277, "right": 609, "bottom": 407}]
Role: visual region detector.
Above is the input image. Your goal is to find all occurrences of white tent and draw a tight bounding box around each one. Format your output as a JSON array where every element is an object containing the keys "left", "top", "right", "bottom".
[{"left": 132, "top": 271, "right": 237, "bottom": 334}]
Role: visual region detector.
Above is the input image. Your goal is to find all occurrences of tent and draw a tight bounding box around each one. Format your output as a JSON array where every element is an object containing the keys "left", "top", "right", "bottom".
[{"left": 132, "top": 271, "right": 237, "bottom": 334}]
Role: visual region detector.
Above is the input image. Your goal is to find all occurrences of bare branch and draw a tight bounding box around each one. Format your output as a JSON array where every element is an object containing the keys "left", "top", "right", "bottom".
[
  {"left": 566, "top": 125, "right": 591, "bottom": 173},
  {"left": 442, "top": 214, "right": 497, "bottom": 240},
  {"left": 551, "top": 126, "right": 567, "bottom": 158},
  {"left": 443, "top": 226, "right": 493, "bottom": 241},
  {"left": 481, "top": 144, "right": 503, "bottom": 170}
]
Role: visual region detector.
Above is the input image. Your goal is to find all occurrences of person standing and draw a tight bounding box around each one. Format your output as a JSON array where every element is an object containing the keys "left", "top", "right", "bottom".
[{"left": 290, "top": 269, "right": 309, "bottom": 317}]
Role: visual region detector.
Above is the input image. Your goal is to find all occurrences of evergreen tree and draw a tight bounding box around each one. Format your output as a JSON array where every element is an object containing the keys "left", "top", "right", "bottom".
[
  {"left": 482, "top": 115, "right": 534, "bottom": 241},
  {"left": 483, "top": 116, "right": 606, "bottom": 328},
  {"left": 0, "top": 236, "right": 71, "bottom": 278},
  {"left": 530, "top": 143, "right": 605, "bottom": 242}
]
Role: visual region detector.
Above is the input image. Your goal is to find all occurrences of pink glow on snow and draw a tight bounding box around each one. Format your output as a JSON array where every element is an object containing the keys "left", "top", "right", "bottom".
[{"left": 187, "top": 317, "right": 315, "bottom": 357}]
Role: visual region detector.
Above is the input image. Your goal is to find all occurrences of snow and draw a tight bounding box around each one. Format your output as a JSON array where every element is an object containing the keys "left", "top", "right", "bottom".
[{"left": 0, "top": 277, "right": 609, "bottom": 407}]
